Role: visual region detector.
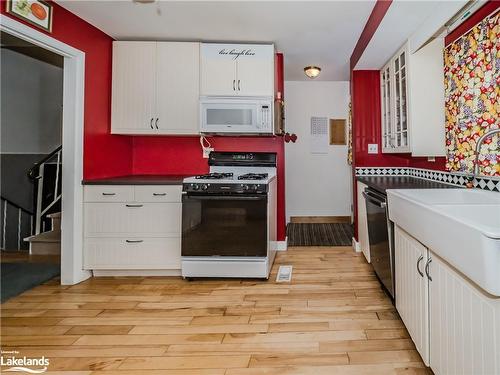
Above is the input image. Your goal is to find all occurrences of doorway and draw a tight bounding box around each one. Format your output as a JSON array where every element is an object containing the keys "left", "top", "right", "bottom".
[{"left": 1, "top": 15, "right": 88, "bottom": 286}]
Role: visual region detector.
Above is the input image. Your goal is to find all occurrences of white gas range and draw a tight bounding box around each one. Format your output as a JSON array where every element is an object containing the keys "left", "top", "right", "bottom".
[{"left": 181, "top": 152, "right": 277, "bottom": 279}]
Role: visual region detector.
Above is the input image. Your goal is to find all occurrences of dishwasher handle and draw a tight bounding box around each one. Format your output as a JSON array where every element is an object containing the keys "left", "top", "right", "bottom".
[{"left": 362, "top": 191, "right": 386, "bottom": 208}]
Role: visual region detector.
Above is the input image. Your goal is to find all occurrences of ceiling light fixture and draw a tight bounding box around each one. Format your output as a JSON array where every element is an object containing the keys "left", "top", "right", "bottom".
[{"left": 304, "top": 66, "right": 321, "bottom": 79}]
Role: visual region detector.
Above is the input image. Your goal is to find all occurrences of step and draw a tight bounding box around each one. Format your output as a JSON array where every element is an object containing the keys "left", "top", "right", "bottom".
[
  {"left": 47, "top": 212, "right": 61, "bottom": 230},
  {"left": 24, "top": 230, "right": 61, "bottom": 256}
]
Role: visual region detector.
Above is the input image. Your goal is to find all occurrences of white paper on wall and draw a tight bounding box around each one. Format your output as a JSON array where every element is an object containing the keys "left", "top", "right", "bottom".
[{"left": 310, "top": 117, "right": 328, "bottom": 154}]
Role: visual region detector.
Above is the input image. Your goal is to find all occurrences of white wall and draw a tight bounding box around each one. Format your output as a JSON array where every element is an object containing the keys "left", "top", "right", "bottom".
[
  {"left": 285, "top": 81, "right": 351, "bottom": 221},
  {"left": 1, "top": 48, "right": 63, "bottom": 154}
]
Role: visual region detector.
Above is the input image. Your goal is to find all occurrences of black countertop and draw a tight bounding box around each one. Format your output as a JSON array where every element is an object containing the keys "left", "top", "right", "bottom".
[
  {"left": 82, "top": 175, "right": 191, "bottom": 185},
  {"left": 357, "top": 176, "right": 460, "bottom": 195}
]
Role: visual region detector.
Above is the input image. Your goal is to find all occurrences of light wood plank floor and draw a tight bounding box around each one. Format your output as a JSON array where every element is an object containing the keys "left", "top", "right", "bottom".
[{"left": 0, "top": 247, "right": 430, "bottom": 374}]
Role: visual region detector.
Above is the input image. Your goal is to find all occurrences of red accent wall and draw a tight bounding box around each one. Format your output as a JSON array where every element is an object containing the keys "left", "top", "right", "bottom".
[
  {"left": 132, "top": 136, "right": 286, "bottom": 240},
  {"left": 1, "top": 0, "right": 133, "bottom": 179}
]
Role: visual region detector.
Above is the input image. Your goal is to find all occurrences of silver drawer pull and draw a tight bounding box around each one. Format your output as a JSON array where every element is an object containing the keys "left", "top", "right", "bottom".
[
  {"left": 126, "top": 239, "right": 143, "bottom": 243},
  {"left": 102, "top": 192, "right": 116, "bottom": 196},
  {"left": 153, "top": 193, "right": 167, "bottom": 196},
  {"left": 126, "top": 204, "right": 143, "bottom": 208}
]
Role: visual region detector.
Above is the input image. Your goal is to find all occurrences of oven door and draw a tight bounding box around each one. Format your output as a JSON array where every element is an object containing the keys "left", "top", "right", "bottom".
[{"left": 182, "top": 194, "right": 268, "bottom": 257}]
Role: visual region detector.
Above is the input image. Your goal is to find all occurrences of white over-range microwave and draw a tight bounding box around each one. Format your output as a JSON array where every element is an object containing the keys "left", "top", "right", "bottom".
[{"left": 200, "top": 97, "right": 274, "bottom": 135}]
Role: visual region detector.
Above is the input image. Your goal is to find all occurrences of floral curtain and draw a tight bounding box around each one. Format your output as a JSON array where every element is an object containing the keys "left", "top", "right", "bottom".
[{"left": 444, "top": 10, "right": 499, "bottom": 177}]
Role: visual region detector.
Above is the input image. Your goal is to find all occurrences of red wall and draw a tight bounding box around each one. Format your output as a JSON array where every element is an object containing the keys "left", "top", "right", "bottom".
[
  {"left": 132, "top": 136, "right": 286, "bottom": 240},
  {"left": 1, "top": 0, "right": 133, "bottom": 179}
]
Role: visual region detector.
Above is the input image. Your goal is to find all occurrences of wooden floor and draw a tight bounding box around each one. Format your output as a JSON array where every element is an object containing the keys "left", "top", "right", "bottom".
[{"left": 0, "top": 247, "right": 430, "bottom": 375}]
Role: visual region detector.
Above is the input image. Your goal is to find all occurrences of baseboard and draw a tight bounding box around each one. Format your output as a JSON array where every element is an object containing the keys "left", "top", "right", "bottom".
[
  {"left": 352, "top": 237, "right": 361, "bottom": 253},
  {"left": 92, "top": 269, "right": 181, "bottom": 277},
  {"left": 276, "top": 238, "right": 288, "bottom": 251},
  {"left": 290, "top": 216, "right": 351, "bottom": 223}
]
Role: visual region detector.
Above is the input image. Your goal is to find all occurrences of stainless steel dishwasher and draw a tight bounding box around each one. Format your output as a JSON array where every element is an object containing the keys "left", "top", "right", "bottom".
[{"left": 363, "top": 187, "right": 395, "bottom": 299}]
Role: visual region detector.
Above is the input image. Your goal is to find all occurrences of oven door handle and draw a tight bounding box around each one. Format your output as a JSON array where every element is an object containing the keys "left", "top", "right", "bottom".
[
  {"left": 362, "top": 191, "right": 386, "bottom": 208},
  {"left": 184, "top": 195, "right": 266, "bottom": 201}
]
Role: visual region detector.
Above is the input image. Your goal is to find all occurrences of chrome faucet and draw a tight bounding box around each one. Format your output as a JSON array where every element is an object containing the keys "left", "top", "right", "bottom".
[{"left": 472, "top": 128, "right": 500, "bottom": 177}]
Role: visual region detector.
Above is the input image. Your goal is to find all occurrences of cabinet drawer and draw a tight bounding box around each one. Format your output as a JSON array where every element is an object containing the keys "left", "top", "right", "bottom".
[
  {"left": 84, "top": 237, "right": 181, "bottom": 270},
  {"left": 84, "top": 186, "right": 134, "bottom": 202},
  {"left": 84, "top": 203, "right": 181, "bottom": 237},
  {"left": 134, "top": 185, "right": 182, "bottom": 203}
]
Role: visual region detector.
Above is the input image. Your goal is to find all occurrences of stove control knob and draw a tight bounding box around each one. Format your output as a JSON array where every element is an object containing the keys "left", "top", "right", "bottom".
[
  {"left": 243, "top": 185, "right": 250, "bottom": 191},
  {"left": 192, "top": 184, "right": 200, "bottom": 191},
  {"left": 252, "top": 185, "right": 258, "bottom": 190},
  {"left": 202, "top": 184, "right": 209, "bottom": 191}
]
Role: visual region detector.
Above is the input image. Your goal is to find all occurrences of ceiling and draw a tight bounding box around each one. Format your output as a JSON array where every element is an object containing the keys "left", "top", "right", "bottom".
[
  {"left": 56, "top": 0, "right": 376, "bottom": 81},
  {"left": 355, "top": 0, "right": 468, "bottom": 70}
]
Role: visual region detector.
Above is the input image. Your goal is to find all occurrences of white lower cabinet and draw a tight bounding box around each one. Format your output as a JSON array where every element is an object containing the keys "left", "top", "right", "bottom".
[
  {"left": 356, "top": 182, "right": 370, "bottom": 263},
  {"left": 429, "top": 253, "right": 500, "bottom": 375},
  {"left": 394, "top": 226, "right": 429, "bottom": 365},
  {"left": 83, "top": 185, "right": 182, "bottom": 271},
  {"left": 395, "top": 225, "right": 500, "bottom": 375}
]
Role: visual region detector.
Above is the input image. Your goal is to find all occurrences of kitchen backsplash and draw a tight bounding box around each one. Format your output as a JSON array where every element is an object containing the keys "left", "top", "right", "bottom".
[
  {"left": 355, "top": 167, "right": 500, "bottom": 192},
  {"left": 444, "top": 9, "right": 499, "bottom": 177}
]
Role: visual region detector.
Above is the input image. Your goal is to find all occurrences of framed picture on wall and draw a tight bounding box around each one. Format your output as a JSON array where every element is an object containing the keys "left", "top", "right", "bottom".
[{"left": 6, "top": 0, "right": 53, "bottom": 33}]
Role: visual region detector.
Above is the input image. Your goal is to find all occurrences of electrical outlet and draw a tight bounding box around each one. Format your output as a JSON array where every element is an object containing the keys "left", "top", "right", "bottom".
[
  {"left": 203, "top": 147, "right": 214, "bottom": 158},
  {"left": 368, "top": 144, "right": 378, "bottom": 154}
]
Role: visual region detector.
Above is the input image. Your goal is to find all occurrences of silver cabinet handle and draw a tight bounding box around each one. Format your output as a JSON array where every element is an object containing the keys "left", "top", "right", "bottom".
[
  {"left": 233, "top": 79, "right": 236, "bottom": 91},
  {"left": 126, "top": 239, "right": 143, "bottom": 243},
  {"left": 155, "top": 118, "right": 159, "bottom": 129},
  {"left": 238, "top": 79, "right": 241, "bottom": 91},
  {"left": 417, "top": 255, "right": 424, "bottom": 277},
  {"left": 150, "top": 118, "right": 154, "bottom": 129},
  {"left": 101, "top": 192, "right": 116, "bottom": 196},
  {"left": 125, "top": 204, "right": 143, "bottom": 208},
  {"left": 153, "top": 193, "right": 167, "bottom": 196},
  {"left": 425, "top": 258, "right": 432, "bottom": 281}
]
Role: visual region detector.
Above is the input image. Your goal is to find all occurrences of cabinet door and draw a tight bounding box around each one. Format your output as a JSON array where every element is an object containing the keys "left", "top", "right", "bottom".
[
  {"left": 381, "top": 63, "right": 393, "bottom": 152},
  {"left": 200, "top": 44, "right": 237, "bottom": 96},
  {"left": 392, "top": 48, "right": 410, "bottom": 151},
  {"left": 429, "top": 253, "right": 500, "bottom": 375},
  {"left": 235, "top": 45, "right": 274, "bottom": 97},
  {"left": 394, "top": 226, "right": 429, "bottom": 365},
  {"left": 111, "top": 42, "right": 157, "bottom": 134},
  {"left": 156, "top": 42, "right": 200, "bottom": 134},
  {"left": 84, "top": 237, "right": 181, "bottom": 270},
  {"left": 356, "top": 182, "right": 370, "bottom": 263}
]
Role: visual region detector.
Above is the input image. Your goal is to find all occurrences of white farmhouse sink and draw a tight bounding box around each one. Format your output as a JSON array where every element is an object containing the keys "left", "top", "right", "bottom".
[{"left": 387, "top": 188, "right": 500, "bottom": 297}]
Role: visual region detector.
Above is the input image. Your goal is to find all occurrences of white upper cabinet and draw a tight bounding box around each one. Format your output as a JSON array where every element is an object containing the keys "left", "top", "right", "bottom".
[
  {"left": 111, "top": 41, "right": 200, "bottom": 135},
  {"left": 156, "top": 42, "right": 200, "bottom": 135},
  {"left": 381, "top": 38, "right": 445, "bottom": 156},
  {"left": 112, "top": 42, "right": 156, "bottom": 134},
  {"left": 200, "top": 43, "right": 274, "bottom": 97}
]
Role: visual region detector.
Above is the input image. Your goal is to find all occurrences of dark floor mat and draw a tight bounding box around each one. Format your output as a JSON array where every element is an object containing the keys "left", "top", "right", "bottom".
[
  {"left": 1, "top": 262, "right": 60, "bottom": 302},
  {"left": 287, "top": 223, "right": 354, "bottom": 246}
]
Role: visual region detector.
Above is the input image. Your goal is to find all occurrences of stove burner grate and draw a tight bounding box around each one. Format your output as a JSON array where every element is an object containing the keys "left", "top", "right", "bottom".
[
  {"left": 195, "top": 173, "right": 234, "bottom": 180},
  {"left": 238, "top": 173, "right": 269, "bottom": 180}
]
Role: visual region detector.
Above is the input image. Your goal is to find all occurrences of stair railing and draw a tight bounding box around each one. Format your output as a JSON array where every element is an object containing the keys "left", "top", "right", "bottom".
[
  {"left": 28, "top": 145, "right": 62, "bottom": 235},
  {"left": 0, "top": 196, "right": 34, "bottom": 251}
]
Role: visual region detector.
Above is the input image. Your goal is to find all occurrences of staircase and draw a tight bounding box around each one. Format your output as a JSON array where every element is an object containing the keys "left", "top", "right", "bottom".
[
  {"left": 25, "top": 212, "right": 61, "bottom": 255},
  {"left": 0, "top": 146, "right": 62, "bottom": 255},
  {"left": 24, "top": 146, "right": 62, "bottom": 255}
]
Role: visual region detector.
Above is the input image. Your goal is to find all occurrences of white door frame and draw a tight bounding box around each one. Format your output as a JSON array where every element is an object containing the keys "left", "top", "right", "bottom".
[{"left": 1, "top": 15, "right": 90, "bottom": 285}]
